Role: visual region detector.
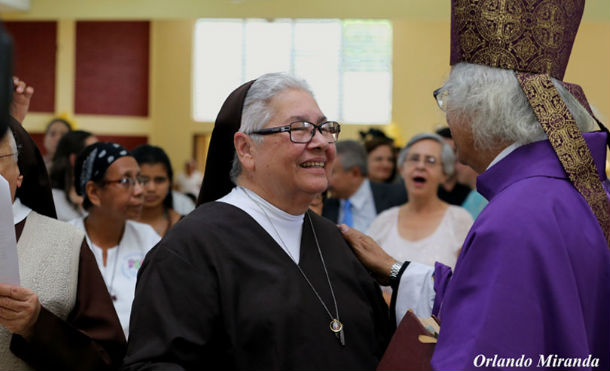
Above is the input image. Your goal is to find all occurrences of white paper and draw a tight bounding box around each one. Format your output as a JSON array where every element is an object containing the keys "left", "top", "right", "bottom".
[{"left": 0, "top": 175, "right": 20, "bottom": 285}]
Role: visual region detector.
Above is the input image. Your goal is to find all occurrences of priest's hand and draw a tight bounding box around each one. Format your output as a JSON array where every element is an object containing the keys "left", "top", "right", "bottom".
[
  {"left": 10, "top": 76, "right": 35, "bottom": 124},
  {"left": 338, "top": 224, "right": 397, "bottom": 286},
  {"left": 0, "top": 283, "right": 41, "bottom": 339}
]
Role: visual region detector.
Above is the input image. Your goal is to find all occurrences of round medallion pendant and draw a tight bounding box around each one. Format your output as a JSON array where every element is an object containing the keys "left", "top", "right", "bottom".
[{"left": 330, "top": 319, "right": 343, "bottom": 333}]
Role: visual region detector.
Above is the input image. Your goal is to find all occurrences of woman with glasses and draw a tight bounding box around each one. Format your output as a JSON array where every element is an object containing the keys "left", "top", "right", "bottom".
[
  {"left": 366, "top": 133, "right": 472, "bottom": 307},
  {"left": 69, "top": 142, "right": 160, "bottom": 337},
  {"left": 131, "top": 144, "right": 181, "bottom": 237},
  {"left": 1, "top": 115, "right": 126, "bottom": 370},
  {"left": 123, "top": 73, "right": 391, "bottom": 370}
]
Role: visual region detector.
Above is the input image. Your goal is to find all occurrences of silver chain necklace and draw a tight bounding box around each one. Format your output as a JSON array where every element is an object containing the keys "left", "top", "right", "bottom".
[
  {"left": 106, "top": 243, "right": 121, "bottom": 301},
  {"left": 240, "top": 187, "right": 345, "bottom": 346},
  {"left": 85, "top": 218, "right": 121, "bottom": 301}
]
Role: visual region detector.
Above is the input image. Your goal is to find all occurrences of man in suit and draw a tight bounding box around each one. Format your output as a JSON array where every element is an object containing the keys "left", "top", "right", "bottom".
[{"left": 323, "top": 139, "right": 406, "bottom": 232}]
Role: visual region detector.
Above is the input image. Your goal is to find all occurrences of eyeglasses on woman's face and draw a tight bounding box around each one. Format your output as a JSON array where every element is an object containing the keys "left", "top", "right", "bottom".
[
  {"left": 248, "top": 121, "right": 341, "bottom": 144},
  {"left": 0, "top": 144, "right": 22, "bottom": 160},
  {"left": 102, "top": 175, "right": 146, "bottom": 188},
  {"left": 405, "top": 154, "right": 440, "bottom": 168}
]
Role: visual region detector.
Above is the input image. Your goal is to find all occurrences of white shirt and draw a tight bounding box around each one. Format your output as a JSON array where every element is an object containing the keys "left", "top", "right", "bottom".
[
  {"left": 68, "top": 218, "right": 161, "bottom": 338},
  {"left": 395, "top": 262, "right": 437, "bottom": 322},
  {"left": 218, "top": 186, "right": 304, "bottom": 263},
  {"left": 172, "top": 191, "right": 195, "bottom": 215},
  {"left": 367, "top": 205, "right": 473, "bottom": 269},
  {"left": 52, "top": 189, "right": 87, "bottom": 222},
  {"left": 338, "top": 179, "right": 377, "bottom": 233},
  {"left": 175, "top": 170, "right": 203, "bottom": 197}
]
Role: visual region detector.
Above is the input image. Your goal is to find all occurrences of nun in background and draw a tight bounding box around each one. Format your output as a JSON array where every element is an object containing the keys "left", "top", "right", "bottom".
[{"left": 1, "top": 117, "right": 125, "bottom": 371}]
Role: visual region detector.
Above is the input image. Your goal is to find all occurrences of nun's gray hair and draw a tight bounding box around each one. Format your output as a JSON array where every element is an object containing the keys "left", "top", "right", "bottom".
[
  {"left": 397, "top": 133, "right": 455, "bottom": 177},
  {"left": 442, "top": 63, "right": 597, "bottom": 150},
  {"left": 230, "top": 72, "right": 313, "bottom": 182}
]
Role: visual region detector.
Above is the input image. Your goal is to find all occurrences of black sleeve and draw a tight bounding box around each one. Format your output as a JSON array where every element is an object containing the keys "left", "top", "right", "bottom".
[
  {"left": 10, "top": 241, "right": 126, "bottom": 371},
  {"left": 389, "top": 261, "right": 410, "bottom": 327},
  {"left": 121, "top": 243, "right": 220, "bottom": 371}
]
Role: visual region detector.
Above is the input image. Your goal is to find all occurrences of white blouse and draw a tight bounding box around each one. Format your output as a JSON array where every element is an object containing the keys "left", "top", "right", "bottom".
[
  {"left": 366, "top": 205, "right": 473, "bottom": 269},
  {"left": 68, "top": 218, "right": 161, "bottom": 338}
]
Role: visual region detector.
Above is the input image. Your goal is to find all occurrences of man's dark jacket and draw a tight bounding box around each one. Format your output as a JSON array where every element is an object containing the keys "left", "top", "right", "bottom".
[{"left": 323, "top": 181, "right": 407, "bottom": 223}]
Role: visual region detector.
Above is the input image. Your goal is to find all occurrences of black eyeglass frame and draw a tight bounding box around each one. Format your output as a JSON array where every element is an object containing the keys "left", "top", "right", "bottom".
[
  {"left": 0, "top": 144, "right": 22, "bottom": 160},
  {"left": 433, "top": 88, "right": 448, "bottom": 112},
  {"left": 249, "top": 121, "right": 341, "bottom": 144},
  {"left": 0, "top": 152, "right": 18, "bottom": 159}
]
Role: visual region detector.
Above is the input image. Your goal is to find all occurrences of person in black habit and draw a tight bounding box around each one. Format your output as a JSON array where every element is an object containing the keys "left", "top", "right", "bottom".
[{"left": 122, "top": 72, "right": 391, "bottom": 370}]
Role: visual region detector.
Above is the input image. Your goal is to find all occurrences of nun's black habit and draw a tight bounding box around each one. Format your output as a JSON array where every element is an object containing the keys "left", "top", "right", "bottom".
[{"left": 123, "top": 80, "right": 391, "bottom": 370}]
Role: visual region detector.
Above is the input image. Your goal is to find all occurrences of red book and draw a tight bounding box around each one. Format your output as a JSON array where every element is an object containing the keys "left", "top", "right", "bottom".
[{"left": 377, "top": 310, "right": 438, "bottom": 371}]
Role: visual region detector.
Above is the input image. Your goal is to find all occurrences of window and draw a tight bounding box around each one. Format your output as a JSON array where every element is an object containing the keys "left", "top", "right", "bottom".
[{"left": 193, "top": 18, "right": 392, "bottom": 124}]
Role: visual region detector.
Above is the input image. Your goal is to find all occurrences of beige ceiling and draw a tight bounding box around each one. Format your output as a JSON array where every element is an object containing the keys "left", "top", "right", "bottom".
[{"left": 3, "top": 0, "right": 609, "bottom": 21}]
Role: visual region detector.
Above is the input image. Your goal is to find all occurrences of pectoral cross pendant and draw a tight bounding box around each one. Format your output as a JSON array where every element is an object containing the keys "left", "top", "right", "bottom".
[{"left": 330, "top": 319, "right": 345, "bottom": 346}]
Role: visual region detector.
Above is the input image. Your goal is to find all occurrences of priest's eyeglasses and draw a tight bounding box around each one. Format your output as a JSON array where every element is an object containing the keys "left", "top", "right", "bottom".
[
  {"left": 433, "top": 88, "right": 448, "bottom": 112},
  {"left": 102, "top": 175, "right": 146, "bottom": 188},
  {"left": 249, "top": 121, "right": 341, "bottom": 144}
]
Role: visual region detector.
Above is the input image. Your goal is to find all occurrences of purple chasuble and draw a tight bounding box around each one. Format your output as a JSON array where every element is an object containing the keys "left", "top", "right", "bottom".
[{"left": 430, "top": 132, "right": 610, "bottom": 370}]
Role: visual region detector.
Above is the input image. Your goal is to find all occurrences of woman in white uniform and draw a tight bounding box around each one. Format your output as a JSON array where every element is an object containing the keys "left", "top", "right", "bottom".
[{"left": 69, "top": 142, "right": 161, "bottom": 337}]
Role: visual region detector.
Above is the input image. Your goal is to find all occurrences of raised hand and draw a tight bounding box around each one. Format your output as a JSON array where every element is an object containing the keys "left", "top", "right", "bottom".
[
  {"left": 338, "top": 224, "right": 397, "bottom": 285},
  {"left": 10, "top": 76, "right": 35, "bottom": 124}
]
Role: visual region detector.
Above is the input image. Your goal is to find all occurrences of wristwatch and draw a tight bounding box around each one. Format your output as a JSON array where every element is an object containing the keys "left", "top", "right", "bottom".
[{"left": 388, "top": 261, "right": 404, "bottom": 285}]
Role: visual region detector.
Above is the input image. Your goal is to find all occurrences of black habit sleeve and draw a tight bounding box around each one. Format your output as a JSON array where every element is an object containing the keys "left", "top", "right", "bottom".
[
  {"left": 123, "top": 203, "right": 392, "bottom": 371},
  {"left": 122, "top": 238, "right": 220, "bottom": 371},
  {"left": 10, "top": 229, "right": 127, "bottom": 371}
]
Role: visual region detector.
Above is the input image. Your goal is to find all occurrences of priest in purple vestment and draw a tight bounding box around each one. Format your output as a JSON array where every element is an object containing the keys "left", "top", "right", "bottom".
[{"left": 341, "top": 1, "right": 610, "bottom": 370}]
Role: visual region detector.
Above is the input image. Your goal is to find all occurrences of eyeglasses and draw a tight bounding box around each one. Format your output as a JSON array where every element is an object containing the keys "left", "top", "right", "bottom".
[
  {"left": 0, "top": 152, "right": 18, "bottom": 160},
  {"left": 0, "top": 145, "right": 22, "bottom": 160},
  {"left": 405, "top": 154, "right": 439, "bottom": 167},
  {"left": 139, "top": 175, "right": 168, "bottom": 186},
  {"left": 433, "top": 88, "right": 448, "bottom": 112},
  {"left": 102, "top": 175, "right": 146, "bottom": 188},
  {"left": 249, "top": 121, "right": 341, "bottom": 144}
]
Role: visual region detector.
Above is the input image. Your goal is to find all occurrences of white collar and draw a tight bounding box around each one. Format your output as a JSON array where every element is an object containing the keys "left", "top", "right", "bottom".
[
  {"left": 346, "top": 178, "right": 371, "bottom": 209},
  {"left": 12, "top": 197, "right": 32, "bottom": 225},
  {"left": 486, "top": 142, "right": 522, "bottom": 170},
  {"left": 218, "top": 186, "right": 304, "bottom": 263}
]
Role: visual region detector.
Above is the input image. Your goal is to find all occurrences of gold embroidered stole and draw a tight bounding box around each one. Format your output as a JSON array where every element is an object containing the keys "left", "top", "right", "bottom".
[{"left": 516, "top": 72, "right": 610, "bottom": 246}]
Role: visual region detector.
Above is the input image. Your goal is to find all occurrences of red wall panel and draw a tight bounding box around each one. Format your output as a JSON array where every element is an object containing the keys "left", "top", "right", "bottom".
[
  {"left": 75, "top": 21, "right": 150, "bottom": 116},
  {"left": 95, "top": 135, "right": 148, "bottom": 150},
  {"left": 3, "top": 21, "right": 57, "bottom": 113}
]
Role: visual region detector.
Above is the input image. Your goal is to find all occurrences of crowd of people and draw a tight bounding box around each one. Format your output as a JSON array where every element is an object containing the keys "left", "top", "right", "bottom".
[{"left": 1, "top": 0, "right": 609, "bottom": 370}]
